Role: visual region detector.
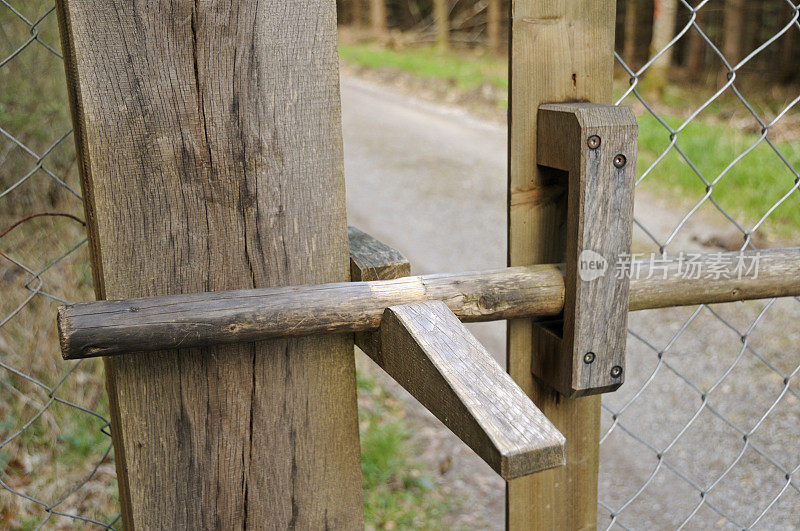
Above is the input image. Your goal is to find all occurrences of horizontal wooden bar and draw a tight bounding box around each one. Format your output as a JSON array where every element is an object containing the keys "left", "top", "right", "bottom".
[
  {"left": 58, "top": 247, "right": 800, "bottom": 359},
  {"left": 59, "top": 266, "right": 565, "bottom": 359},
  {"left": 628, "top": 247, "right": 800, "bottom": 310}
]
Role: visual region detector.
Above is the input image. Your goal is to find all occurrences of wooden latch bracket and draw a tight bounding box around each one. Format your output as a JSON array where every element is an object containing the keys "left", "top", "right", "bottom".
[{"left": 534, "top": 103, "right": 638, "bottom": 397}]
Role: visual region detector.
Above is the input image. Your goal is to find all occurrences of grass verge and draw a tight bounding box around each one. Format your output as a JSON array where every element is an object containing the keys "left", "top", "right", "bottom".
[
  {"left": 358, "top": 369, "right": 449, "bottom": 529},
  {"left": 339, "top": 43, "right": 507, "bottom": 92}
]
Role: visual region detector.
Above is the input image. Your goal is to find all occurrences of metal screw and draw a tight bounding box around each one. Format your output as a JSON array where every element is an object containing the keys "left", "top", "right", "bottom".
[
  {"left": 587, "top": 135, "right": 601, "bottom": 149},
  {"left": 583, "top": 351, "right": 596, "bottom": 364},
  {"left": 613, "top": 154, "right": 627, "bottom": 168},
  {"left": 610, "top": 365, "right": 623, "bottom": 378}
]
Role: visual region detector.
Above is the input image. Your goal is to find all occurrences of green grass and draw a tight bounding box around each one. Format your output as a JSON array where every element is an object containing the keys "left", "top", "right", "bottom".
[
  {"left": 339, "top": 43, "right": 508, "bottom": 92},
  {"left": 338, "top": 41, "right": 800, "bottom": 237},
  {"left": 358, "top": 370, "right": 448, "bottom": 529},
  {"left": 636, "top": 113, "right": 800, "bottom": 235}
]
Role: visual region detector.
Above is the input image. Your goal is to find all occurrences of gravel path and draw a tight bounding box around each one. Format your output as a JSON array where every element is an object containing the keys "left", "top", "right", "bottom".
[{"left": 341, "top": 75, "right": 800, "bottom": 529}]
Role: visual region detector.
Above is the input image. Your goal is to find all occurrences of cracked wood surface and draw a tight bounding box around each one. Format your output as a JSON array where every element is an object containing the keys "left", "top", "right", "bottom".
[
  {"left": 59, "top": 265, "right": 566, "bottom": 358},
  {"left": 55, "top": 0, "right": 363, "bottom": 527}
]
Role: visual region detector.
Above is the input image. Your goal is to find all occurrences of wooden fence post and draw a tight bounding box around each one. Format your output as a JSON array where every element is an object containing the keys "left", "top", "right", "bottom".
[
  {"left": 55, "top": 0, "right": 363, "bottom": 527},
  {"left": 507, "top": 1, "right": 617, "bottom": 529}
]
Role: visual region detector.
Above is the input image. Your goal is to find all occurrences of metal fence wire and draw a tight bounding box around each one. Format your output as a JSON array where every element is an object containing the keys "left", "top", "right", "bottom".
[
  {"left": 1, "top": 0, "right": 799, "bottom": 529},
  {"left": 0, "top": 0, "right": 119, "bottom": 528},
  {"left": 603, "top": 0, "right": 800, "bottom": 528}
]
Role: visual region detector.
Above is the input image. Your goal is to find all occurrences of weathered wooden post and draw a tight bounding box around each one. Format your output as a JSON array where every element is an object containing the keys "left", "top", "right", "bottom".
[
  {"left": 507, "top": 1, "right": 619, "bottom": 529},
  {"left": 55, "top": 1, "right": 363, "bottom": 527}
]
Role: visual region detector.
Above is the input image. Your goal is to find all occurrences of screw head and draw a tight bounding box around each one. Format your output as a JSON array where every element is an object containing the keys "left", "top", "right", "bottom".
[
  {"left": 587, "top": 135, "right": 601, "bottom": 149},
  {"left": 610, "top": 365, "right": 623, "bottom": 378},
  {"left": 583, "top": 352, "right": 596, "bottom": 364},
  {"left": 613, "top": 154, "right": 627, "bottom": 168}
]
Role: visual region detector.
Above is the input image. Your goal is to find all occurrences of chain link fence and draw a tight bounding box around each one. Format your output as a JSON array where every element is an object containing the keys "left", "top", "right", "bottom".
[
  {"left": 600, "top": 0, "right": 800, "bottom": 528},
  {"left": 0, "top": 0, "right": 119, "bottom": 527},
  {"left": 1, "top": 0, "right": 799, "bottom": 528}
]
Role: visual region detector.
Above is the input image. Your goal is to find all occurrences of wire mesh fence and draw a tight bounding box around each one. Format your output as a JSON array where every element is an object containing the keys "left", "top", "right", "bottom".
[
  {"left": 1, "top": 0, "right": 799, "bottom": 529},
  {"left": 0, "top": 0, "right": 119, "bottom": 527},
  {"left": 600, "top": 0, "right": 800, "bottom": 528}
]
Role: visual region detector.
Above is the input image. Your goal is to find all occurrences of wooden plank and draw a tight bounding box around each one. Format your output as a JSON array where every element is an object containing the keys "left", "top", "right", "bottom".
[
  {"left": 347, "top": 226, "right": 411, "bottom": 360},
  {"left": 55, "top": 0, "right": 363, "bottom": 527},
  {"left": 507, "top": 0, "right": 617, "bottom": 528},
  {"left": 348, "top": 232, "right": 565, "bottom": 481},
  {"left": 348, "top": 225, "right": 411, "bottom": 281},
  {"left": 380, "top": 301, "right": 566, "bottom": 479},
  {"left": 58, "top": 247, "right": 800, "bottom": 359},
  {"left": 535, "top": 103, "right": 637, "bottom": 397}
]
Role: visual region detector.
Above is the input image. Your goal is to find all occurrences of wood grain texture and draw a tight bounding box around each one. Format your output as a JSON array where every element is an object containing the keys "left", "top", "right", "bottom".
[
  {"left": 507, "top": 0, "right": 616, "bottom": 528},
  {"left": 348, "top": 225, "right": 411, "bottom": 282},
  {"left": 59, "top": 265, "right": 566, "bottom": 359},
  {"left": 347, "top": 226, "right": 411, "bottom": 360},
  {"left": 535, "top": 103, "right": 637, "bottom": 397},
  {"left": 55, "top": 0, "right": 363, "bottom": 527},
  {"left": 346, "top": 235, "right": 567, "bottom": 480},
  {"left": 380, "top": 301, "right": 566, "bottom": 479},
  {"left": 58, "top": 247, "right": 800, "bottom": 359}
]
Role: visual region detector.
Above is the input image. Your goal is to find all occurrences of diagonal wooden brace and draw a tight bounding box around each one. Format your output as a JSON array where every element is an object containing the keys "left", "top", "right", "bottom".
[
  {"left": 533, "top": 103, "right": 638, "bottom": 397},
  {"left": 380, "top": 301, "right": 565, "bottom": 479},
  {"left": 349, "top": 229, "right": 565, "bottom": 480}
]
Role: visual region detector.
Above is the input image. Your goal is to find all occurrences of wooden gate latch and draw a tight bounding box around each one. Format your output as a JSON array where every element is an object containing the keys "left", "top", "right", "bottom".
[{"left": 56, "top": 103, "right": 640, "bottom": 480}]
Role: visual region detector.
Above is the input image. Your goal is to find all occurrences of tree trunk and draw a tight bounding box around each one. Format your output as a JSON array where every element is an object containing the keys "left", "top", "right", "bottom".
[
  {"left": 624, "top": 0, "right": 639, "bottom": 67},
  {"left": 687, "top": 7, "right": 707, "bottom": 82},
  {"left": 355, "top": 0, "right": 370, "bottom": 27},
  {"left": 780, "top": 23, "right": 798, "bottom": 84},
  {"left": 722, "top": 0, "right": 745, "bottom": 68},
  {"left": 337, "top": 0, "right": 351, "bottom": 25},
  {"left": 433, "top": 0, "right": 449, "bottom": 50},
  {"left": 647, "top": 0, "right": 679, "bottom": 93},
  {"left": 370, "top": 0, "right": 387, "bottom": 40},
  {"left": 487, "top": 0, "right": 502, "bottom": 52}
]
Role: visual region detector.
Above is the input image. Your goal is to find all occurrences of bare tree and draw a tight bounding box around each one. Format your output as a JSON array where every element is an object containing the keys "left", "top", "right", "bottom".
[
  {"left": 434, "top": 0, "right": 450, "bottom": 50},
  {"left": 647, "top": 0, "right": 679, "bottom": 93},
  {"left": 780, "top": 18, "right": 798, "bottom": 84},
  {"left": 357, "top": 0, "right": 370, "bottom": 28},
  {"left": 487, "top": 0, "right": 502, "bottom": 52},
  {"left": 722, "top": 0, "right": 745, "bottom": 68},
  {"left": 370, "top": 0, "right": 388, "bottom": 40},
  {"left": 687, "top": 7, "right": 707, "bottom": 82},
  {"left": 624, "top": 0, "right": 639, "bottom": 67}
]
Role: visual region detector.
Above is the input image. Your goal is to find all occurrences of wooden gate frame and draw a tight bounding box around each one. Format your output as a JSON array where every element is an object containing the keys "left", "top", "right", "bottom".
[
  {"left": 507, "top": 1, "right": 618, "bottom": 528},
  {"left": 53, "top": 0, "right": 800, "bottom": 528}
]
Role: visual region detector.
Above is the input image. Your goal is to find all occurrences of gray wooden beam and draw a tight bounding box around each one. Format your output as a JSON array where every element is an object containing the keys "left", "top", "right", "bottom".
[
  {"left": 535, "top": 103, "right": 638, "bottom": 397},
  {"left": 380, "top": 301, "right": 566, "bottom": 479}
]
